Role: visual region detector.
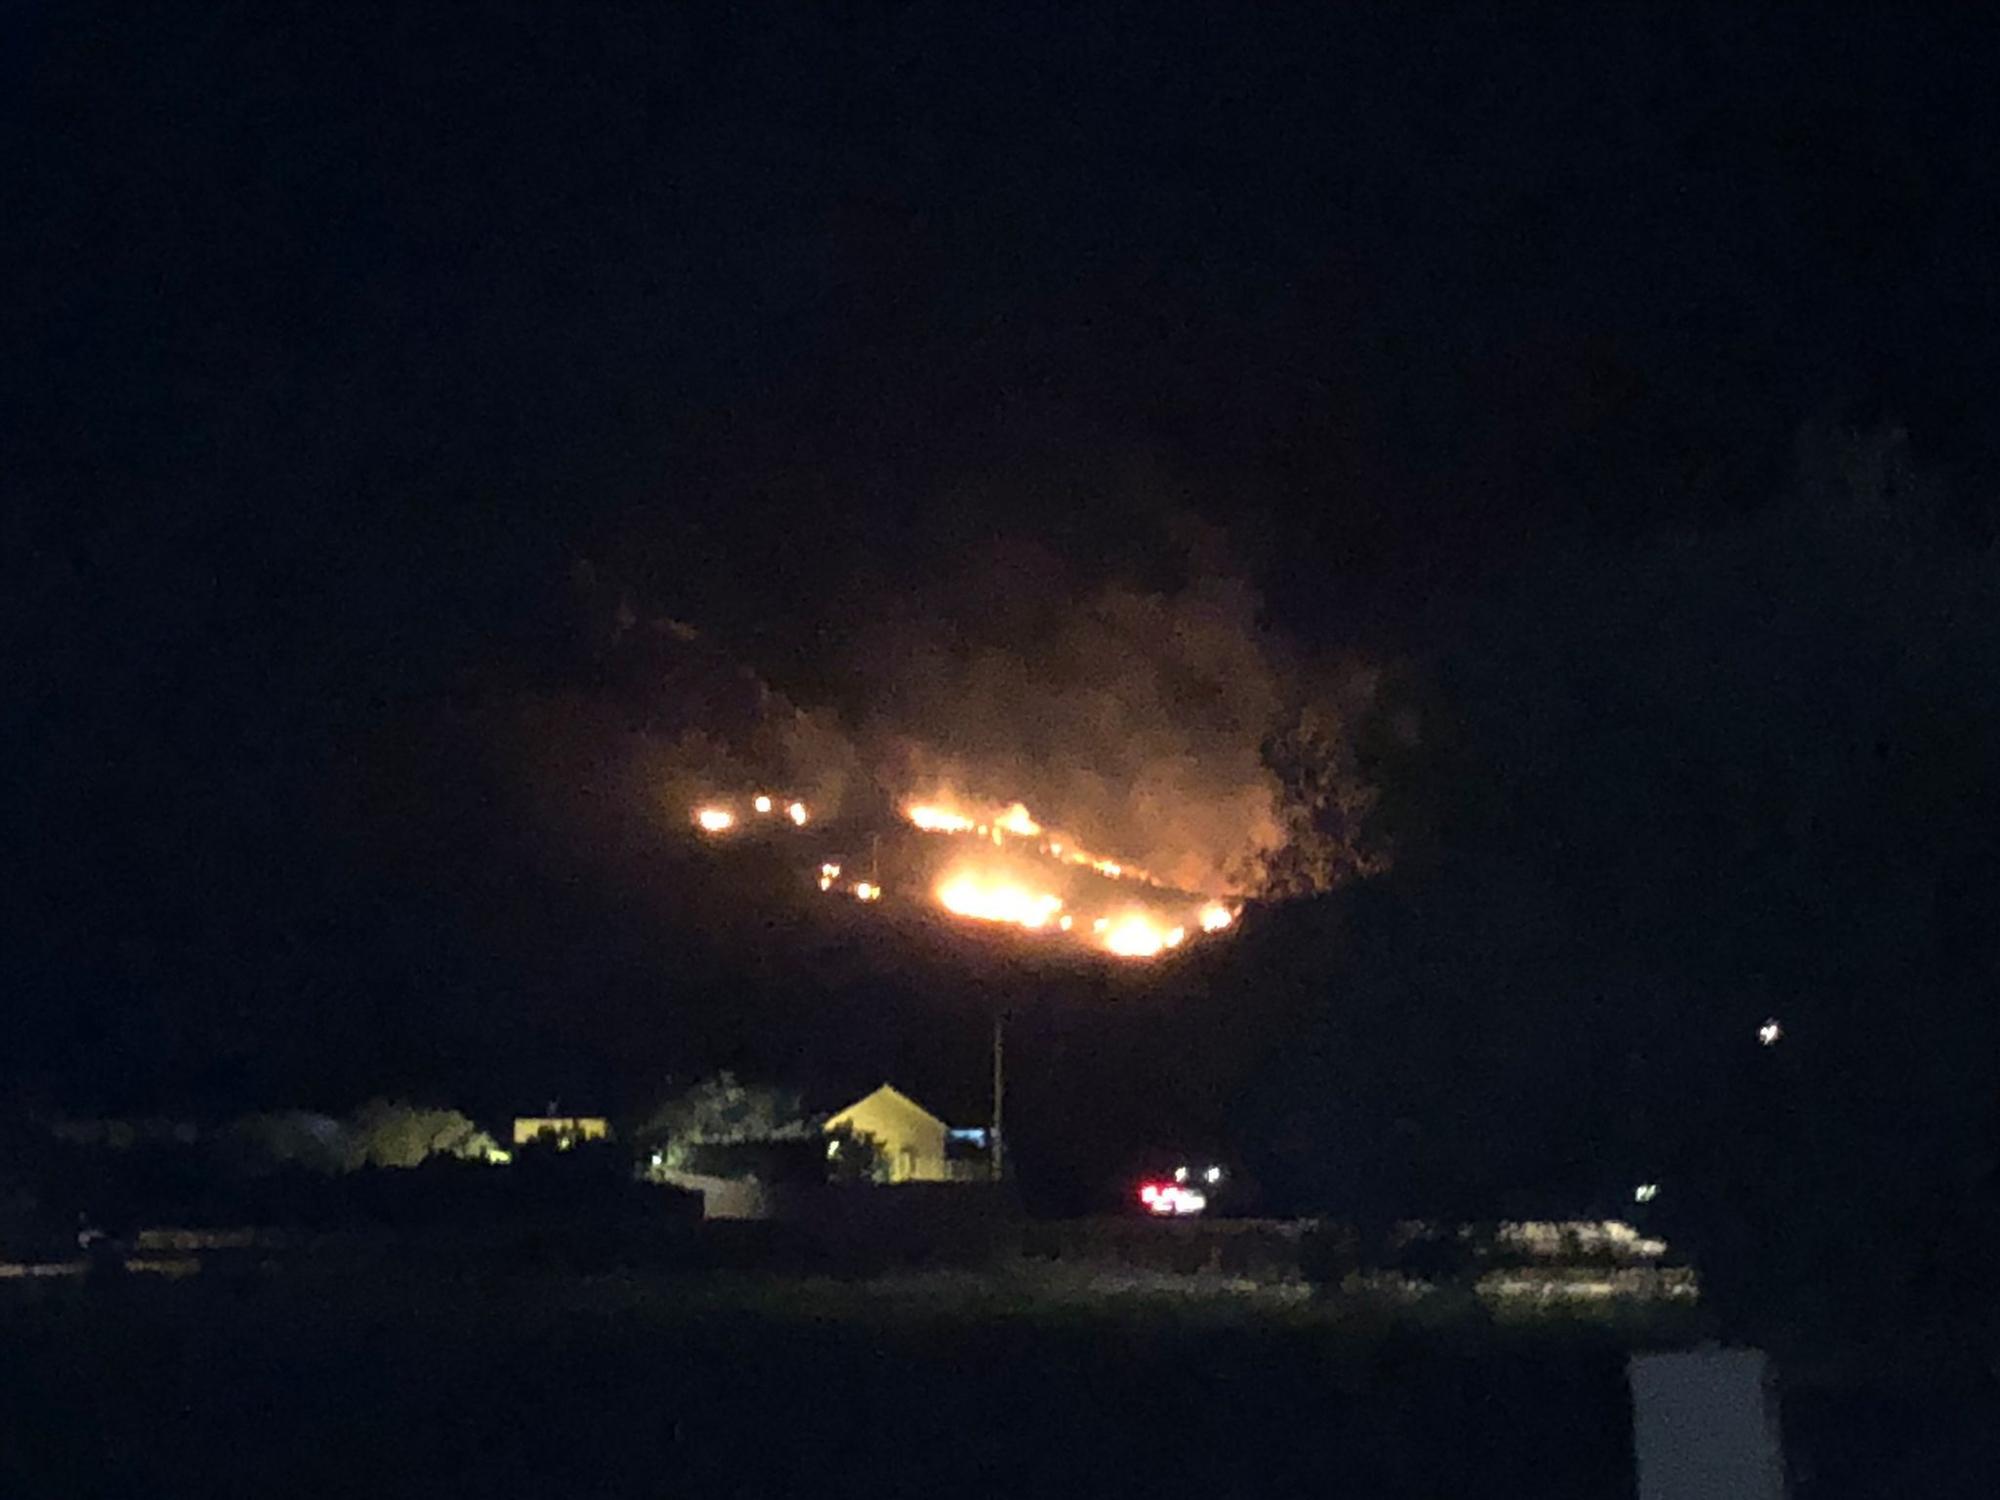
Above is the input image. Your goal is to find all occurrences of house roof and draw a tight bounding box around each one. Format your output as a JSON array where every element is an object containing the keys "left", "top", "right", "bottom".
[{"left": 823, "top": 1082, "right": 948, "bottom": 1133}]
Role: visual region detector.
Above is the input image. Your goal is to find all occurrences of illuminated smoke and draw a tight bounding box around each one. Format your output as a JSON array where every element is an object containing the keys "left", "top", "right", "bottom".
[
  {"left": 854, "top": 555, "right": 1299, "bottom": 895},
  {"left": 536, "top": 528, "right": 1388, "bottom": 964}
]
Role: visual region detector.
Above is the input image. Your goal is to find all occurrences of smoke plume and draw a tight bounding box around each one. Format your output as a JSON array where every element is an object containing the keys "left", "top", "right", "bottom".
[{"left": 532, "top": 529, "right": 1365, "bottom": 896}]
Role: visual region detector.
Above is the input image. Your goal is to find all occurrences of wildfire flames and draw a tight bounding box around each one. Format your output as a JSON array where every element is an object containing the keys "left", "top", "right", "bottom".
[
  {"left": 904, "top": 800, "right": 1151, "bottom": 883},
  {"left": 904, "top": 797, "right": 1236, "bottom": 960},
  {"left": 936, "top": 869, "right": 1065, "bottom": 929},
  {"left": 687, "top": 790, "right": 1239, "bottom": 962}
]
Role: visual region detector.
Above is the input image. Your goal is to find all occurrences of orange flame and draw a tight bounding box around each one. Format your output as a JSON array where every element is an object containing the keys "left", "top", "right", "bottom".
[
  {"left": 1101, "top": 914, "right": 1167, "bottom": 958},
  {"left": 936, "top": 870, "right": 1065, "bottom": 930}
]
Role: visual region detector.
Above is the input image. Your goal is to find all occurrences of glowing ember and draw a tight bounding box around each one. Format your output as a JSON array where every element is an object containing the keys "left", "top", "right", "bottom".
[
  {"left": 937, "top": 871, "right": 1064, "bottom": 930},
  {"left": 1058, "top": 914, "right": 1074, "bottom": 932},
  {"left": 787, "top": 801, "right": 809, "bottom": 826},
  {"left": 1164, "top": 926, "right": 1186, "bottom": 949},
  {"left": 753, "top": 795, "right": 773, "bottom": 814},
  {"left": 695, "top": 807, "right": 735, "bottom": 833}
]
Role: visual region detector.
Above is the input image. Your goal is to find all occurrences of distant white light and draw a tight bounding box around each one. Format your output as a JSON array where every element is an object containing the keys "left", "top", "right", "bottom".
[
  {"left": 1173, "top": 1165, "right": 1189, "bottom": 1184},
  {"left": 826, "top": 1138, "right": 840, "bottom": 1158},
  {"left": 787, "top": 801, "right": 809, "bottom": 826},
  {"left": 1139, "top": 1181, "right": 1208, "bottom": 1217},
  {"left": 650, "top": 1151, "right": 664, "bottom": 1168},
  {"left": 1203, "top": 1165, "right": 1223, "bottom": 1185},
  {"left": 752, "top": 795, "right": 773, "bottom": 814},
  {"left": 695, "top": 807, "right": 735, "bottom": 833},
  {"left": 853, "top": 881, "right": 880, "bottom": 902},
  {"left": 1634, "top": 1183, "right": 1658, "bottom": 1204},
  {"left": 1758, "top": 1018, "right": 1783, "bottom": 1047}
]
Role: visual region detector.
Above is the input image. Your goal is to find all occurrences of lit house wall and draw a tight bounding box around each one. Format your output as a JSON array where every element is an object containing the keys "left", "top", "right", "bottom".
[
  {"left": 823, "top": 1085, "right": 950, "bottom": 1182},
  {"left": 510, "top": 1116, "right": 610, "bottom": 1148}
]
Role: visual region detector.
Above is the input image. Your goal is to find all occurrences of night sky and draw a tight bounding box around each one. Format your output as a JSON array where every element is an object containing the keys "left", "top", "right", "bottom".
[{"left": 14, "top": 6, "right": 2000, "bottom": 1154}]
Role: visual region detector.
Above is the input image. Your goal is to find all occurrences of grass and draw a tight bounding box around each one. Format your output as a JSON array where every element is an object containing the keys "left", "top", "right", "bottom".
[{"left": 0, "top": 1260, "right": 1681, "bottom": 1499}]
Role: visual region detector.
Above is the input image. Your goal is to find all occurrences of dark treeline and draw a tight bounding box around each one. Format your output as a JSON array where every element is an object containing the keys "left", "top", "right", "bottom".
[{"left": 1229, "top": 422, "right": 2000, "bottom": 1371}]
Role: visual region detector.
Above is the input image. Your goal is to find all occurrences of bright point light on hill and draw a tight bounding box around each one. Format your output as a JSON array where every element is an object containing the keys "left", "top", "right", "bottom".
[
  {"left": 753, "top": 794, "right": 773, "bottom": 814},
  {"left": 853, "top": 881, "right": 881, "bottom": 902},
  {"left": 695, "top": 807, "right": 735, "bottom": 833},
  {"left": 787, "top": 801, "right": 809, "bottom": 825},
  {"left": 1758, "top": 1018, "right": 1783, "bottom": 1046},
  {"left": 1199, "top": 904, "right": 1234, "bottom": 933},
  {"left": 1634, "top": 1183, "right": 1659, "bottom": 1203}
]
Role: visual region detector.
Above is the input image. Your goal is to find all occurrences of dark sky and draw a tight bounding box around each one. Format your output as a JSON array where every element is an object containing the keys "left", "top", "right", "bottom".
[{"left": 12, "top": 4, "right": 2000, "bottom": 1117}]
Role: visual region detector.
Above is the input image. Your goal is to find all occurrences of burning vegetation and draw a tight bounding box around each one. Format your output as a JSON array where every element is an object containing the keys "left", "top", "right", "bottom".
[
  {"left": 536, "top": 543, "right": 1389, "bottom": 966},
  {"left": 689, "top": 787, "right": 1240, "bottom": 962}
]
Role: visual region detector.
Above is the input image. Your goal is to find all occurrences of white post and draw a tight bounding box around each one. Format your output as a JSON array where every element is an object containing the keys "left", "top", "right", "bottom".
[{"left": 1629, "top": 1347, "right": 1786, "bottom": 1500}]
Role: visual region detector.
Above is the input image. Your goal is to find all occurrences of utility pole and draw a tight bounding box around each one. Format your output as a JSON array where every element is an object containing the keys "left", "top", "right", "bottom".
[{"left": 990, "top": 1012, "right": 1005, "bottom": 1182}]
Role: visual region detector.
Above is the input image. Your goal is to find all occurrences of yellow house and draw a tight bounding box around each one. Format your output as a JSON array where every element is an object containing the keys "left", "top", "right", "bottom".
[
  {"left": 511, "top": 1116, "right": 610, "bottom": 1149},
  {"left": 823, "top": 1084, "right": 950, "bottom": 1183}
]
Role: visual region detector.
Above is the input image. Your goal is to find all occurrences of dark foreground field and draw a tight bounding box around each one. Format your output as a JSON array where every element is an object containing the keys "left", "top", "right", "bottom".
[{"left": 0, "top": 1265, "right": 1664, "bottom": 1499}]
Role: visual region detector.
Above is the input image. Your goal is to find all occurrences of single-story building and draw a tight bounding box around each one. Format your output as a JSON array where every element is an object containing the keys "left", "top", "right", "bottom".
[
  {"left": 823, "top": 1084, "right": 955, "bottom": 1183},
  {"left": 511, "top": 1115, "right": 610, "bottom": 1149}
]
